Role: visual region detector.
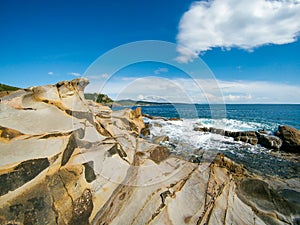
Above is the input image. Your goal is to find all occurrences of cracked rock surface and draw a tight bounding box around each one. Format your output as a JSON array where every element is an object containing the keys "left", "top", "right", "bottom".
[{"left": 0, "top": 79, "right": 299, "bottom": 225}]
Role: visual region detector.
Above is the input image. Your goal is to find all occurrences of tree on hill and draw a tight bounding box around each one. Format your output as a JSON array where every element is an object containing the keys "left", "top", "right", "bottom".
[
  {"left": 0, "top": 83, "right": 19, "bottom": 92},
  {"left": 84, "top": 93, "right": 113, "bottom": 105}
]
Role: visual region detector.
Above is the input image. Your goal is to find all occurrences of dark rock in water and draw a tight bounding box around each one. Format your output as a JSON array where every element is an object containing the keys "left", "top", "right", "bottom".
[
  {"left": 224, "top": 130, "right": 232, "bottom": 137},
  {"left": 168, "top": 117, "right": 182, "bottom": 121},
  {"left": 194, "top": 127, "right": 209, "bottom": 132},
  {"left": 209, "top": 127, "right": 225, "bottom": 135},
  {"left": 152, "top": 135, "right": 169, "bottom": 144},
  {"left": 209, "top": 127, "right": 217, "bottom": 133},
  {"left": 233, "top": 131, "right": 258, "bottom": 145},
  {"left": 258, "top": 134, "right": 282, "bottom": 150},
  {"left": 249, "top": 137, "right": 259, "bottom": 145},
  {"left": 276, "top": 126, "right": 300, "bottom": 153},
  {"left": 234, "top": 136, "right": 258, "bottom": 145},
  {"left": 215, "top": 128, "right": 225, "bottom": 135}
]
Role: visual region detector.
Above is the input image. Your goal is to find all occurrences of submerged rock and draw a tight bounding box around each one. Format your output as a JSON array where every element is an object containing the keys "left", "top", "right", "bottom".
[{"left": 0, "top": 79, "right": 299, "bottom": 225}]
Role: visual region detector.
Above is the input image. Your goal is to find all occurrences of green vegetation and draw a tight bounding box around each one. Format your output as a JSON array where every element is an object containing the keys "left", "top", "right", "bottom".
[
  {"left": 0, "top": 83, "right": 19, "bottom": 92},
  {"left": 84, "top": 93, "right": 114, "bottom": 105}
]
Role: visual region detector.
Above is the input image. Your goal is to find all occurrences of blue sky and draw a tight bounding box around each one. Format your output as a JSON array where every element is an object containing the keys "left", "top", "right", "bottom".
[{"left": 0, "top": 0, "right": 300, "bottom": 103}]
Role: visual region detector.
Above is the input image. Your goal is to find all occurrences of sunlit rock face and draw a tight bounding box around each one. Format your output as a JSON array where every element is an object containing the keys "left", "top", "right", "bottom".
[{"left": 0, "top": 79, "right": 299, "bottom": 225}]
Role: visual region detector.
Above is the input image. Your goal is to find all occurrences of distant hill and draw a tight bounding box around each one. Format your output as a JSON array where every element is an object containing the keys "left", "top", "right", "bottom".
[
  {"left": 84, "top": 93, "right": 172, "bottom": 107},
  {"left": 0, "top": 83, "right": 20, "bottom": 92},
  {"left": 114, "top": 99, "right": 172, "bottom": 106}
]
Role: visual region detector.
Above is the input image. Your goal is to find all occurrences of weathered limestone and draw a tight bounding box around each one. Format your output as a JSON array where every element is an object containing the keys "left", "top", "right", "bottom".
[{"left": 0, "top": 79, "right": 299, "bottom": 225}]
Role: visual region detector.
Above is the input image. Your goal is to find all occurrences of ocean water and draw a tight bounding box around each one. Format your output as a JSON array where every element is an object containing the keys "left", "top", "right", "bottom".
[
  {"left": 115, "top": 104, "right": 300, "bottom": 178},
  {"left": 137, "top": 104, "right": 300, "bottom": 131}
]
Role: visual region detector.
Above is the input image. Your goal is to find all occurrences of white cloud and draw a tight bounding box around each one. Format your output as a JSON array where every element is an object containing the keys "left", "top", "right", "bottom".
[
  {"left": 101, "top": 73, "right": 110, "bottom": 78},
  {"left": 154, "top": 67, "right": 169, "bottom": 75},
  {"left": 68, "top": 72, "right": 81, "bottom": 77},
  {"left": 85, "top": 76, "right": 300, "bottom": 104},
  {"left": 48, "top": 71, "right": 54, "bottom": 75},
  {"left": 177, "top": 0, "right": 300, "bottom": 62},
  {"left": 85, "top": 73, "right": 110, "bottom": 80}
]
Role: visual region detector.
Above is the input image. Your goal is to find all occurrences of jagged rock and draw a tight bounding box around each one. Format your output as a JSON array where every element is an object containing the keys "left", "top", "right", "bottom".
[
  {"left": 258, "top": 134, "right": 282, "bottom": 149},
  {"left": 276, "top": 126, "right": 300, "bottom": 153},
  {"left": 0, "top": 79, "right": 299, "bottom": 225}
]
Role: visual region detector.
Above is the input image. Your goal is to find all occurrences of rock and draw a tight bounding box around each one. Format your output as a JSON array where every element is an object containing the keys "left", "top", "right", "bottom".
[
  {"left": 258, "top": 134, "right": 282, "bottom": 149},
  {"left": 140, "top": 123, "right": 151, "bottom": 137},
  {"left": 149, "top": 146, "right": 170, "bottom": 163},
  {"left": 0, "top": 79, "right": 299, "bottom": 225},
  {"left": 276, "top": 126, "right": 300, "bottom": 153},
  {"left": 152, "top": 135, "right": 169, "bottom": 144},
  {"left": 224, "top": 130, "right": 232, "bottom": 137},
  {"left": 168, "top": 117, "right": 182, "bottom": 121},
  {"left": 229, "top": 131, "right": 258, "bottom": 145},
  {"left": 194, "top": 127, "right": 209, "bottom": 132},
  {"left": 258, "top": 129, "right": 269, "bottom": 135},
  {"left": 153, "top": 122, "right": 162, "bottom": 128}
]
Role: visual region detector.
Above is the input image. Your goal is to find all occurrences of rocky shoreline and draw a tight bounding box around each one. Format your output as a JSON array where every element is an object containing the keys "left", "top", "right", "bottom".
[
  {"left": 0, "top": 79, "right": 299, "bottom": 225},
  {"left": 142, "top": 113, "right": 300, "bottom": 153},
  {"left": 193, "top": 125, "right": 300, "bottom": 153}
]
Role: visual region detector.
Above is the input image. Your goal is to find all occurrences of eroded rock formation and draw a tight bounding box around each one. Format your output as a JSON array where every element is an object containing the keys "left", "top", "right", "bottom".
[{"left": 0, "top": 79, "right": 299, "bottom": 225}]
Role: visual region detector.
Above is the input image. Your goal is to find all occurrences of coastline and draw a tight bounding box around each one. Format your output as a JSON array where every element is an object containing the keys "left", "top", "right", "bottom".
[{"left": 0, "top": 79, "right": 299, "bottom": 224}]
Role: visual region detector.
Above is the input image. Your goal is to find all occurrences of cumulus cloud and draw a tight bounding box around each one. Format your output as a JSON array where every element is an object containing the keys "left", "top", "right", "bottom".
[
  {"left": 176, "top": 0, "right": 300, "bottom": 62},
  {"left": 68, "top": 72, "right": 81, "bottom": 77},
  {"left": 48, "top": 71, "right": 54, "bottom": 75},
  {"left": 154, "top": 67, "right": 169, "bottom": 75}
]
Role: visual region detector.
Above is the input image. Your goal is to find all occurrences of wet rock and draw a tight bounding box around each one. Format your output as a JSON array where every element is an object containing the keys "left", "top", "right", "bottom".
[
  {"left": 224, "top": 130, "right": 232, "bottom": 137},
  {"left": 215, "top": 128, "right": 225, "bottom": 135},
  {"left": 258, "top": 134, "right": 282, "bottom": 149},
  {"left": 276, "top": 126, "right": 300, "bottom": 153},
  {"left": 153, "top": 122, "right": 162, "bottom": 127},
  {"left": 234, "top": 135, "right": 258, "bottom": 145},
  {"left": 193, "top": 127, "right": 209, "bottom": 132},
  {"left": 168, "top": 117, "right": 182, "bottom": 121}
]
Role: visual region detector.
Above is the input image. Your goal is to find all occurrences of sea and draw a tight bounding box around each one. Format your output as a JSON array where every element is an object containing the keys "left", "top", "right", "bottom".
[{"left": 114, "top": 104, "right": 300, "bottom": 178}]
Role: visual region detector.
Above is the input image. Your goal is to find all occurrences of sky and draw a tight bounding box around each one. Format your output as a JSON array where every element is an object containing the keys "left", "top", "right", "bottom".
[{"left": 0, "top": 0, "right": 300, "bottom": 103}]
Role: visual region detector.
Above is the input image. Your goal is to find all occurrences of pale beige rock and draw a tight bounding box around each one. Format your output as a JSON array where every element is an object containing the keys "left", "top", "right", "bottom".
[{"left": 0, "top": 79, "right": 299, "bottom": 225}]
